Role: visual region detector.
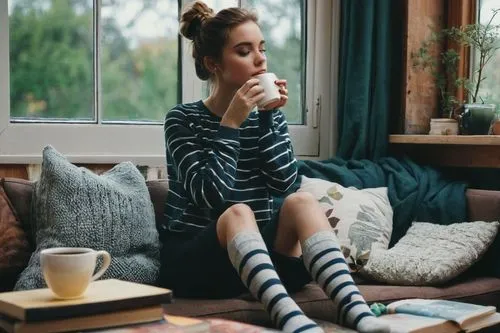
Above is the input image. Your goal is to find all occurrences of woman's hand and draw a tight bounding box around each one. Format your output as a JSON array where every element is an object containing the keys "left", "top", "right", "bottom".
[
  {"left": 221, "top": 78, "right": 265, "bottom": 129},
  {"left": 261, "top": 79, "right": 288, "bottom": 111}
]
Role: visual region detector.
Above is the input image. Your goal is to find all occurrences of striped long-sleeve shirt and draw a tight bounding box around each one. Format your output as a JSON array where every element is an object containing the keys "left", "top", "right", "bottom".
[{"left": 162, "top": 100, "right": 298, "bottom": 235}]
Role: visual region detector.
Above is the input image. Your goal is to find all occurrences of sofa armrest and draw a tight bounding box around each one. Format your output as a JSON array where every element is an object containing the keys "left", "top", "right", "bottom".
[
  {"left": 146, "top": 179, "right": 169, "bottom": 228},
  {"left": 466, "top": 189, "right": 500, "bottom": 222},
  {"left": 2, "top": 178, "right": 34, "bottom": 232}
]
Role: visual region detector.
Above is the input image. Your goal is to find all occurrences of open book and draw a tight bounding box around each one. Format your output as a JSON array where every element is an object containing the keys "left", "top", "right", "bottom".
[{"left": 378, "top": 299, "right": 500, "bottom": 333}]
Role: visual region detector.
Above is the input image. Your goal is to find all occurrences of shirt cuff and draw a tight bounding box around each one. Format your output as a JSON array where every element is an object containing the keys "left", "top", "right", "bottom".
[
  {"left": 218, "top": 125, "right": 240, "bottom": 141},
  {"left": 258, "top": 111, "right": 275, "bottom": 130}
]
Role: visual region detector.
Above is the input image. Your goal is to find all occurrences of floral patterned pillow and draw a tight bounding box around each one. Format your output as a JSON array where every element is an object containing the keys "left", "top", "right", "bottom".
[{"left": 297, "top": 176, "right": 393, "bottom": 272}]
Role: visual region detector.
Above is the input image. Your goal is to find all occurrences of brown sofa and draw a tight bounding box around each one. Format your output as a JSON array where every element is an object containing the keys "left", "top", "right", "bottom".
[{"left": 2, "top": 177, "right": 500, "bottom": 329}]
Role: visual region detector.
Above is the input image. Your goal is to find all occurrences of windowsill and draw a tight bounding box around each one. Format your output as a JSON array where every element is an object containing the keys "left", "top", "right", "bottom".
[
  {"left": 389, "top": 135, "right": 500, "bottom": 168},
  {"left": 389, "top": 135, "right": 500, "bottom": 145}
]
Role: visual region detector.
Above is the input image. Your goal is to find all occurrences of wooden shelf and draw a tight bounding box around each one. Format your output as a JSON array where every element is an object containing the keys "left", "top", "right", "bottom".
[
  {"left": 389, "top": 135, "right": 500, "bottom": 168},
  {"left": 389, "top": 135, "right": 500, "bottom": 145}
]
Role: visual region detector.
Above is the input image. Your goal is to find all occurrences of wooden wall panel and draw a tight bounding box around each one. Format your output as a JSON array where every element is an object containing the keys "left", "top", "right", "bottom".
[
  {"left": 0, "top": 165, "right": 29, "bottom": 179},
  {"left": 403, "top": 0, "right": 446, "bottom": 134},
  {"left": 0, "top": 164, "right": 166, "bottom": 181}
]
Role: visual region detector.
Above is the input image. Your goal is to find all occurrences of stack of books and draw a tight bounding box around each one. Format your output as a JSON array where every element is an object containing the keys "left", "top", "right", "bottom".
[{"left": 0, "top": 279, "right": 172, "bottom": 333}]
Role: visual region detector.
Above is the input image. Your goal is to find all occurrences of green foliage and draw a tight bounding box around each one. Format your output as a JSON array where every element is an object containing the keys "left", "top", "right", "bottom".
[
  {"left": 10, "top": 0, "right": 303, "bottom": 123},
  {"left": 9, "top": 0, "right": 94, "bottom": 119},
  {"left": 9, "top": 0, "right": 179, "bottom": 122},
  {"left": 411, "top": 9, "right": 500, "bottom": 118},
  {"left": 446, "top": 9, "right": 500, "bottom": 104}
]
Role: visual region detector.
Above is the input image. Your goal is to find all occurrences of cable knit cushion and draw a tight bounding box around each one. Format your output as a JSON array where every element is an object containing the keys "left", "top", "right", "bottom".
[
  {"left": 0, "top": 179, "right": 31, "bottom": 292},
  {"left": 361, "top": 221, "right": 500, "bottom": 286},
  {"left": 14, "top": 146, "right": 161, "bottom": 290},
  {"left": 297, "top": 176, "right": 393, "bottom": 272}
]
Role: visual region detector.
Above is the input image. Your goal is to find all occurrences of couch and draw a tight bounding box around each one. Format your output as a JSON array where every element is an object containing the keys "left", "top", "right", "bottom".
[{"left": 2, "top": 177, "right": 500, "bottom": 329}]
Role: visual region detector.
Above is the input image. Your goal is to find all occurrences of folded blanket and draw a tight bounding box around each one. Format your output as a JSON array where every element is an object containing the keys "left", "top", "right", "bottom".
[{"left": 276, "top": 157, "right": 468, "bottom": 247}]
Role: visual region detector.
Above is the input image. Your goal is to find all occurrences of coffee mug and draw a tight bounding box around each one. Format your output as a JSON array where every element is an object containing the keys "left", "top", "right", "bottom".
[
  {"left": 255, "top": 72, "right": 281, "bottom": 109},
  {"left": 40, "top": 247, "right": 111, "bottom": 299}
]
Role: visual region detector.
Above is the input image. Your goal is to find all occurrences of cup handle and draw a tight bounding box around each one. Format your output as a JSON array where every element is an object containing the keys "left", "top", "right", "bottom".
[{"left": 91, "top": 250, "right": 111, "bottom": 281}]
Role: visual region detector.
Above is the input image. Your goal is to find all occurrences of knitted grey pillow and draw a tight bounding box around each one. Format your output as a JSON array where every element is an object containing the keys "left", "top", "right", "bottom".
[
  {"left": 15, "top": 146, "right": 161, "bottom": 290},
  {"left": 361, "top": 221, "right": 499, "bottom": 286}
]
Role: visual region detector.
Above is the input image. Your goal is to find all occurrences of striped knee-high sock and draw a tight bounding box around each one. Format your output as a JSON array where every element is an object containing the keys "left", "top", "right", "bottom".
[
  {"left": 228, "top": 231, "right": 323, "bottom": 333},
  {"left": 301, "top": 230, "right": 389, "bottom": 333}
]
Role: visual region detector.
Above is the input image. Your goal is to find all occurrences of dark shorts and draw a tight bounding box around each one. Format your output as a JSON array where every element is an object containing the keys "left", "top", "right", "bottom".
[{"left": 159, "top": 213, "right": 312, "bottom": 299}]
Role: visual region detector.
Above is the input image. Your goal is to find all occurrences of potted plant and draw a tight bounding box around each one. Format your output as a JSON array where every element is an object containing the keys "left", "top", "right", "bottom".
[{"left": 412, "top": 8, "right": 500, "bottom": 135}]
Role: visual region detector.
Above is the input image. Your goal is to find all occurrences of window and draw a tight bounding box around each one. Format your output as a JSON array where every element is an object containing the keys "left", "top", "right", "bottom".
[
  {"left": 0, "top": 0, "right": 339, "bottom": 164},
  {"left": 476, "top": 0, "right": 500, "bottom": 110}
]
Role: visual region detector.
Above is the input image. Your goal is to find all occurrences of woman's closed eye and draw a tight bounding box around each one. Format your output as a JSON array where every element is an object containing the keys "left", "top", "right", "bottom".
[
  {"left": 236, "top": 47, "right": 266, "bottom": 56},
  {"left": 237, "top": 47, "right": 251, "bottom": 56}
]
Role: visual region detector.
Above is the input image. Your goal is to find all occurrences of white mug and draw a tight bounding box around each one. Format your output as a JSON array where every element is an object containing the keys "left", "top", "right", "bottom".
[
  {"left": 255, "top": 72, "right": 281, "bottom": 109},
  {"left": 40, "top": 247, "right": 111, "bottom": 299}
]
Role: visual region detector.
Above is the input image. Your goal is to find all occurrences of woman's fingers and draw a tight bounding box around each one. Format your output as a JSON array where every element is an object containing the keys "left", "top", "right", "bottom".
[
  {"left": 279, "top": 87, "right": 288, "bottom": 95},
  {"left": 240, "top": 78, "right": 260, "bottom": 94},
  {"left": 275, "top": 79, "right": 287, "bottom": 88},
  {"left": 248, "top": 84, "right": 265, "bottom": 97},
  {"left": 265, "top": 95, "right": 288, "bottom": 110}
]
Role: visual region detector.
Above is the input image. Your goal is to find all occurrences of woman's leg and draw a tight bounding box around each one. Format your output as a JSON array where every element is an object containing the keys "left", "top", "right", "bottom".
[
  {"left": 217, "top": 204, "right": 322, "bottom": 333},
  {"left": 275, "top": 192, "right": 389, "bottom": 333}
]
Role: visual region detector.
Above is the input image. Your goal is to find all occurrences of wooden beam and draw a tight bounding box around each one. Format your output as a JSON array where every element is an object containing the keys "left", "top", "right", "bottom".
[
  {"left": 446, "top": 0, "right": 476, "bottom": 107},
  {"left": 403, "top": 0, "right": 446, "bottom": 134}
]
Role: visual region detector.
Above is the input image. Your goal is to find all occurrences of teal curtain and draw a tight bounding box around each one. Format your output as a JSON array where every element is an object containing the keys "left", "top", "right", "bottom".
[{"left": 337, "top": 0, "right": 404, "bottom": 160}]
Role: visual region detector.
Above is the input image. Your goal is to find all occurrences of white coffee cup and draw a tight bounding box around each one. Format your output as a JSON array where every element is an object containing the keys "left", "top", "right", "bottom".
[
  {"left": 255, "top": 72, "right": 281, "bottom": 109},
  {"left": 40, "top": 247, "right": 111, "bottom": 299}
]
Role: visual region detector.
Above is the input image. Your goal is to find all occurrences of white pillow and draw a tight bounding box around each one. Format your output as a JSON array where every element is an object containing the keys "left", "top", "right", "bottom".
[
  {"left": 297, "top": 176, "right": 393, "bottom": 271},
  {"left": 361, "top": 221, "right": 500, "bottom": 285}
]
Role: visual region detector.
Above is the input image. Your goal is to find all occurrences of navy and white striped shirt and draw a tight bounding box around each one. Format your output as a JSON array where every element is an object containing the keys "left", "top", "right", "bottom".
[{"left": 162, "top": 100, "right": 297, "bottom": 235}]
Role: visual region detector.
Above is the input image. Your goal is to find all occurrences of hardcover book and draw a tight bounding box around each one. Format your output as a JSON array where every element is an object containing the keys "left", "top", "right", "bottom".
[
  {"left": 0, "top": 279, "right": 172, "bottom": 322},
  {"left": 0, "top": 305, "right": 164, "bottom": 333}
]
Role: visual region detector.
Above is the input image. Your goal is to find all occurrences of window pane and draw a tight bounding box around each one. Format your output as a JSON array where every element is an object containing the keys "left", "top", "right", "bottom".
[
  {"left": 478, "top": 0, "right": 500, "bottom": 110},
  {"left": 245, "top": 0, "right": 305, "bottom": 124},
  {"left": 100, "top": 0, "right": 179, "bottom": 123},
  {"left": 9, "top": 0, "right": 94, "bottom": 121}
]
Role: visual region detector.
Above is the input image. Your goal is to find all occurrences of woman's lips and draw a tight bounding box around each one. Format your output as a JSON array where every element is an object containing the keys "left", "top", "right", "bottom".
[{"left": 253, "top": 70, "right": 267, "bottom": 76}]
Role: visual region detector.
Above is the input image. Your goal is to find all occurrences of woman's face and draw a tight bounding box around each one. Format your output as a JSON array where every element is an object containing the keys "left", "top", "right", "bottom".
[{"left": 217, "top": 21, "right": 267, "bottom": 88}]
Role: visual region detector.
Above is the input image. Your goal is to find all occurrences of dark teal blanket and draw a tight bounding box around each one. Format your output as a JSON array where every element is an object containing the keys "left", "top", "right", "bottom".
[{"left": 277, "top": 157, "right": 468, "bottom": 247}]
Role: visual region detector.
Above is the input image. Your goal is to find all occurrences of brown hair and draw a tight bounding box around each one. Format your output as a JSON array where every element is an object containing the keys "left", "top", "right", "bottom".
[{"left": 179, "top": 1, "right": 258, "bottom": 80}]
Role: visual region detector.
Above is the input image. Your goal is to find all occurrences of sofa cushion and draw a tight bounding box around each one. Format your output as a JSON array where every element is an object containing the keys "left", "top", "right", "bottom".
[
  {"left": 0, "top": 179, "right": 31, "bottom": 292},
  {"left": 361, "top": 221, "right": 499, "bottom": 286},
  {"left": 164, "top": 278, "right": 500, "bottom": 327},
  {"left": 14, "top": 145, "right": 161, "bottom": 290},
  {"left": 297, "top": 176, "right": 393, "bottom": 271}
]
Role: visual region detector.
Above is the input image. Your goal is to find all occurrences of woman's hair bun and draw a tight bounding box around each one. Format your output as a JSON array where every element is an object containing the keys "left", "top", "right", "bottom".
[{"left": 180, "top": 1, "right": 215, "bottom": 40}]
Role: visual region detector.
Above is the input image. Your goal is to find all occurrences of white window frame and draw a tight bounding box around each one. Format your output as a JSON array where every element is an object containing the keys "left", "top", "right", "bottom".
[{"left": 0, "top": 0, "right": 339, "bottom": 164}]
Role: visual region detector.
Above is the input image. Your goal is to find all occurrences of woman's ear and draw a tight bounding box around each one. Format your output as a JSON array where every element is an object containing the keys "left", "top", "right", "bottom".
[{"left": 203, "top": 56, "right": 218, "bottom": 74}]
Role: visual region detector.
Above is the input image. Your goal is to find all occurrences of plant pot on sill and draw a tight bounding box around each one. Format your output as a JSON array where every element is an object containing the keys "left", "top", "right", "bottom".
[
  {"left": 428, "top": 118, "right": 459, "bottom": 135},
  {"left": 458, "top": 103, "right": 497, "bottom": 135}
]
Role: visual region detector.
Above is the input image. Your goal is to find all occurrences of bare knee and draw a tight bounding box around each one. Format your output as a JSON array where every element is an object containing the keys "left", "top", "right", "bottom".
[
  {"left": 279, "top": 191, "right": 329, "bottom": 237},
  {"left": 217, "top": 204, "right": 258, "bottom": 247},
  {"left": 282, "top": 192, "right": 318, "bottom": 212}
]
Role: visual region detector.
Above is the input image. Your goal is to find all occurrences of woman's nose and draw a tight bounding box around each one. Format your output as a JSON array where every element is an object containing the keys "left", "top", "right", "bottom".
[{"left": 255, "top": 51, "right": 266, "bottom": 65}]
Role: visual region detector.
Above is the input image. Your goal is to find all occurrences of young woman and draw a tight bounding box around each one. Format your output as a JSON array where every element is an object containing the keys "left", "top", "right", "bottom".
[{"left": 160, "top": 2, "right": 389, "bottom": 333}]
